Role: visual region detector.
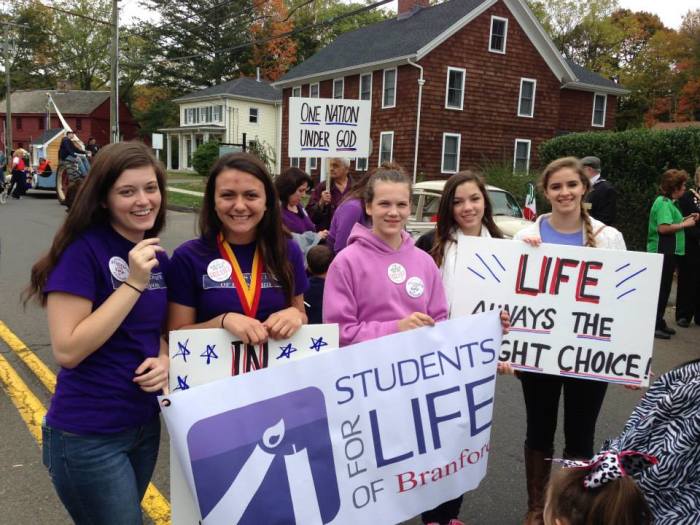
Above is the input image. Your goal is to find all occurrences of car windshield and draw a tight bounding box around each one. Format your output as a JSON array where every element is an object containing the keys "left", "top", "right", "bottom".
[{"left": 490, "top": 190, "right": 523, "bottom": 218}]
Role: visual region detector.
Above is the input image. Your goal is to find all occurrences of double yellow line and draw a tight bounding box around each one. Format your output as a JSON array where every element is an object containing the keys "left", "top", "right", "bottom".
[{"left": 0, "top": 321, "right": 171, "bottom": 524}]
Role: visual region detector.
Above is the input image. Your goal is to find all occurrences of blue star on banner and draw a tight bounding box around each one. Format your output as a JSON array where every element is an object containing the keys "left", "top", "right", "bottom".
[
  {"left": 200, "top": 344, "right": 218, "bottom": 365},
  {"left": 276, "top": 343, "right": 298, "bottom": 360},
  {"left": 309, "top": 337, "right": 328, "bottom": 352},
  {"left": 174, "top": 375, "right": 190, "bottom": 391},
  {"left": 174, "top": 339, "right": 191, "bottom": 362}
]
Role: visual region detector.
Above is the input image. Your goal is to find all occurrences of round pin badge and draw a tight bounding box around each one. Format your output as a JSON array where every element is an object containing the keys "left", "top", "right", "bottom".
[
  {"left": 207, "top": 258, "right": 233, "bottom": 282},
  {"left": 387, "top": 263, "right": 407, "bottom": 284},
  {"left": 405, "top": 276, "right": 425, "bottom": 298},
  {"left": 108, "top": 256, "right": 130, "bottom": 282}
]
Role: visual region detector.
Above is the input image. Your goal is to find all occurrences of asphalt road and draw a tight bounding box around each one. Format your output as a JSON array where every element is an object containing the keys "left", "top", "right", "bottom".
[{"left": 0, "top": 191, "right": 697, "bottom": 525}]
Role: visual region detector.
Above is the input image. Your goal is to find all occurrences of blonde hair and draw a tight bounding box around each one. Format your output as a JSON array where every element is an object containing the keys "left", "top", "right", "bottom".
[{"left": 539, "top": 157, "right": 595, "bottom": 247}]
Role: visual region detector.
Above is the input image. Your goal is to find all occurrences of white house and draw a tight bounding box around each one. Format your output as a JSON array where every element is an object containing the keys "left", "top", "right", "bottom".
[{"left": 159, "top": 76, "right": 282, "bottom": 173}]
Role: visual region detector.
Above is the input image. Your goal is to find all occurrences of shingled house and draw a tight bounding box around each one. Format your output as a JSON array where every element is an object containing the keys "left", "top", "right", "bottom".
[
  {"left": 274, "top": 0, "right": 627, "bottom": 178},
  {"left": 0, "top": 89, "right": 139, "bottom": 151}
]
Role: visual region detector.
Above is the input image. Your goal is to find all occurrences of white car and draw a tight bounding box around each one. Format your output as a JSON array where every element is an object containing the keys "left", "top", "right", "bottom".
[{"left": 408, "top": 180, "right": 533, "bottom": 239}]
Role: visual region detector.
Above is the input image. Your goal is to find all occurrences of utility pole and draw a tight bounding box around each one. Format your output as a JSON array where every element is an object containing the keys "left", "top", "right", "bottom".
[
  {"left": 110, "top": 0, "right": 119, "bottom": 143},
  {"left": 2, "top": 22, "right": 14, "bottom": 160}
]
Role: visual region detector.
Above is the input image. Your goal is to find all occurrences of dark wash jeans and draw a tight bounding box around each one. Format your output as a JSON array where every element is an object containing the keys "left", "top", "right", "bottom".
[{"left": 42, "top": 416, "right": 160, "bottom": 525}]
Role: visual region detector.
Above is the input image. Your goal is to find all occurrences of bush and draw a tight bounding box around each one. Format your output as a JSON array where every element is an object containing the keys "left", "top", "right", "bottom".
[
  {"left": 479, "top": 160, "right": 547, "bottom": 215},
  {"left": 192, "top": 141, "right": 220, "bottom": 177},
  {"left": 538, "top": 127, "right": 700, "bottom": 251}
]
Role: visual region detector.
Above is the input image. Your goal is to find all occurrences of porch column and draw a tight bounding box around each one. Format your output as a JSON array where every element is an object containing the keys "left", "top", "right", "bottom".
[
  {"left": 179, "top": 134, "right": 185, "bottom": 171},
  {"left": 166, "top": 134, "right": 172, "bottom": 170},
  {"left": 203, "top": 132, "right": 210, "bottom": 143},
  {"left": 190, "top": 133, "right": 195, "bottom": 170}
]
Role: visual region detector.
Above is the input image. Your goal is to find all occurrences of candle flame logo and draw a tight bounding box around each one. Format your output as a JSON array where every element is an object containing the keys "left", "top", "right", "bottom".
[{"left": 262, "top": 418, "right": 285, "bottom": 449}]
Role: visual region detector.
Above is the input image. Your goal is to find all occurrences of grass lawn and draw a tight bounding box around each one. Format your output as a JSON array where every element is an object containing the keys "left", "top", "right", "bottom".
[
  {"left": 167, "top": 189, "right": 203, "bottom": 210},
  {"left": 167, "top": 170, "right": 206, "bottom": 179},
  {"left": 168, "top": 179, "right": 206, "bottom": 193}
]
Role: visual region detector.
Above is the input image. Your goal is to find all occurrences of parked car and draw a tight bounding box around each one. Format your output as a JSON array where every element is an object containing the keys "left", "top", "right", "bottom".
[{"left": 408, "top": 180, "right": 533, "bottom": 239}]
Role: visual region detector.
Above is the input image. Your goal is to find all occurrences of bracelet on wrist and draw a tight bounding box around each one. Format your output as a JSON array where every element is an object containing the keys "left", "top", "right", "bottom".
[
  {"left": 221, "top": 312, "right": 229, "bottom": 329},
  {"left": 123, "top": 281, "right": 143, "bottom": 294}
]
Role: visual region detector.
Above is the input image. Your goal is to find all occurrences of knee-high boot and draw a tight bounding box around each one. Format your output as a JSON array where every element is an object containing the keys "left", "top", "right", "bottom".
[{"left": 523, "top": 445, "right": 552, "bottom": 525}]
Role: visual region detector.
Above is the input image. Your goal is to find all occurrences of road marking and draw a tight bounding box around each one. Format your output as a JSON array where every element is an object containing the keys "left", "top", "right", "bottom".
[{"left": 0, "top": 321, "right": 172, "bottom": 525}]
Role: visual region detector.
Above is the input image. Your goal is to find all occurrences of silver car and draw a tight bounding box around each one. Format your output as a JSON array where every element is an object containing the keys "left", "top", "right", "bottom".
[{"left": 408, "top": 180, "right": 533, "bottom": 239}]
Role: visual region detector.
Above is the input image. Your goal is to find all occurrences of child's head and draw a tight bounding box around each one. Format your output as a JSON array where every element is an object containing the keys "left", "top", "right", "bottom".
[
  {"left": 307, "top": 244, "right": 333, "bottom": 276},
  {"left": 545, "top": 452, "right": 654, "bottom": 525}
]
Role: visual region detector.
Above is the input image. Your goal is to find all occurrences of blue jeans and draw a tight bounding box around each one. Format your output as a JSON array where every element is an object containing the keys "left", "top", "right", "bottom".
[
  {"left": 65, "top": 154, "right": 90, "bottom": 177},
  {"left": 42, "top": 416, "right": 161, "bottom": 525}
]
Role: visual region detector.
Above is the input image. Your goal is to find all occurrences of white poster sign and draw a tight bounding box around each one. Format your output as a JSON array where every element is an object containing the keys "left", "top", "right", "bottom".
[
  {"left": 162, "top": 313, "right": 501, "bottom": 525},
  {"left": 288, "top": 97, "right": 371, "bottom": 158},
  {"left": 152, "top": 132, "right": 164, "bottom": 150},
  {"left": 452, "top": 237, "right": 662, "bottom": 387}
]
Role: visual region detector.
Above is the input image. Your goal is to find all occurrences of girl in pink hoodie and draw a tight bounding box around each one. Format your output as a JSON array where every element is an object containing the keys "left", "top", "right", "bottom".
[{"left": 323, "top": 163, "right": 448, "bottom": 346}]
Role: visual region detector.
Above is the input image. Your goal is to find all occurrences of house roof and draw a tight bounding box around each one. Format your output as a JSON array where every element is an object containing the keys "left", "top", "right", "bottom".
[
  {"left": 175, "top": 77, "right": 282, "bottom": 103},
  {"left": 275, "top": 0, "right": 626, "bottom": 94},
  {"left": 31, "top": 128, "right": 64, "bottom": 145},
  {"left": 0, "top": 90, "right": 110, "bottom": 115}
]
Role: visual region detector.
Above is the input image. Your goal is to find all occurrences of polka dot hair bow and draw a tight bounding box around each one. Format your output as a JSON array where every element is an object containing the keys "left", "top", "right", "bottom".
[{"left": 554, "top": 450, "right": 658, "bottom": 489}]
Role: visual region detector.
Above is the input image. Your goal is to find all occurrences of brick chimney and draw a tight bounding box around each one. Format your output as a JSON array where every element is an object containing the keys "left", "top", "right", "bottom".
[{"left": 397, "top": 0, "right": 430, "bottom": 18}]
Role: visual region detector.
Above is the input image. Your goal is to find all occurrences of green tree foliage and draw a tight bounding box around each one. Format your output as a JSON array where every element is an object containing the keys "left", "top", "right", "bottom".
[{"left": 192, "top": 141, "right": 221, "bottom": 177}]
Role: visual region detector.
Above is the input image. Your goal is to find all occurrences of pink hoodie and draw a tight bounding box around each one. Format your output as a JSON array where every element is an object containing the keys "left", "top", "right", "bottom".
[{"left": 323, "top": 223, "right": 448, "bottom": 346}]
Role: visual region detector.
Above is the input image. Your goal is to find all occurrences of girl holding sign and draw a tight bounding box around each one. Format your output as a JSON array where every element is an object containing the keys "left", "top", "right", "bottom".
[
  {"left": 514, "top": 157, "right": 626, "bottom": 525},
  {"left": 25, "top": 142, "right": 170, "bottom": 524},
  {"left": 167, "top": 153, "right": 308, "bottom": 350}
]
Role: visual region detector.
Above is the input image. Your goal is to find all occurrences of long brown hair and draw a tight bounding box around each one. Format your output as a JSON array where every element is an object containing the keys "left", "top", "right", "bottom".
[
  {"left": 25, "top": 142, "right": 167, "bottom": 306},
  {"left": 539, "top": 157, "right": 596, "bottom": 247},
  {"left": 544, "top": 467, "right": 652, "bottom": 525},
  {"left": 199, "top": 152, "right": 295, "bottom": 304},
  {"left": 430, "top": 171, "right": 503, "bottom": 267}
]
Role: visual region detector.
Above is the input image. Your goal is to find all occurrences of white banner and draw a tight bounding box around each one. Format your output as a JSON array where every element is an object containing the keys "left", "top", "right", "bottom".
[
  {"left": 288, "top": 98, "right": 371, "bottom": 158},
  {"left": 452, "top": 237, "right": 662, "bottom": 386},
  {"left": 162, "top": 313, "right": 501, "bottom": 524}
]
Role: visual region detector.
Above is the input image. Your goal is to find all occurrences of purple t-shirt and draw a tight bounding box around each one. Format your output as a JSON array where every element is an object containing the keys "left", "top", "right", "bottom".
[
  {"left": 540, "top": 217, "right": 584, "bottom": 246},
  {"left": 281, "top": 204, "right": 316, "bottom": 234},
  {"left": 44, "top": 223, "right": 168, "bottom": 435},
  {"left": 167, "top": 236, "right": 309, "bottom": 323}
]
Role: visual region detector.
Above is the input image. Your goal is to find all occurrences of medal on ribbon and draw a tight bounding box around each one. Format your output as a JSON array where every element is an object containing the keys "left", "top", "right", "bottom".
[{"left": 217, "top": 232, "right": 263, "bottom": 318}]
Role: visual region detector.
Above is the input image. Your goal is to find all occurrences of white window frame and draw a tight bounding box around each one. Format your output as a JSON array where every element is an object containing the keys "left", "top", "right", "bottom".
[
  {"left": 359, "top": 73, "right": 373, "bottom": 101},
  {"left": 355, "top": 157, "right": 368, "bottom": 171},
  {"left": 489, "top": 16, "right": 508, "bottom": 54},
  {"left": 518, "top": 78, "right": 537, "bottom": 118},
  {"left": 378, "top": 131, "right": 394, "bottom": 165},
  {"left": 444, "top": 67, "right": 466, "bottom": 110},
  {"left": 291, "top": 86, "right": 302, "bottom": 98},
  {"left": 308, "top": 158, "right": 318, "bottom": 170},
  {"left": 382, "top": 68, "right": 397, "bottom": 109},
  {"left": 333, "top": 78, "right": 344, "bottom": 99},
  {"left": 213, "top": 105, "right": 223, "bottom": 123},
  {"left": 309, "top": 82, "right": 319, "bottom": 98},
  {"left": 513, "top": 139, "right": 532, "bottom": 174},
  {"left": 249, "top": 107, "right": 259, "bottom": 124},
  {"left": 441, "top": 133, "right": 461, "bottom": 174},
  {"left": 592, "top": 93, "right": 607, "bottom": 127},
  {"left": 290, "top": 157, "right": 300, "bottom": 168}
]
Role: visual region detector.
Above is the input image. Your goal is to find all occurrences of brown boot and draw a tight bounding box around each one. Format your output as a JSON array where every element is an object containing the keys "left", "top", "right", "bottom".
[{"left": 523, "top": 445, "right": 552, "bottom": 525}]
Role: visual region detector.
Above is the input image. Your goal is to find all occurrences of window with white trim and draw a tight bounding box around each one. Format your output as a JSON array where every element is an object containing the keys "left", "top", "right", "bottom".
[
  {"left": 213, "top": 105, "right": 223, "bottom": 122},
  {"left": 360, "top": 73, "right": 372, "bottom": 101},
  {"left": 592, "top": 94, "right": 607, "bottom": 127},
  {"left": 382, "top": 68, "right": 396, "bottom": 108},
  {"left": 441, "top": 133, "right": 461, "bottom": 173},
  {"left": 379, "top": 132, "right": 394, "bottom": 165},
  {"left": 291, "top": 86, "right": 302, "bottom": 97},
  {"left": 249, "top": 107, "right": 259, "bottom": 123},
  {"left": 518, "top": 78, "right": 536, "bottom": 118},
  {"left": 309, "top": 83, "right": 319, "bottom": 98},
  {"left": 445, "top": 67, "right": 466, "bottom": 110},
  {"left": 308, "top": 158, "right": 318, "bottom": 170},
  {"left": 356, "top": 157, "right": 368, "bottom": 171},
  {"left": 489, "top": 16, "right": 508, "bottom": 53},
  {"left": 290, "top": 157, "right": 300, "bottom": 168},
  {"left": 513, "top": 139, "right": 531, "bottom": 173},
  {"left": 333, "top": 78, "right": 344, "bottom": 99}
]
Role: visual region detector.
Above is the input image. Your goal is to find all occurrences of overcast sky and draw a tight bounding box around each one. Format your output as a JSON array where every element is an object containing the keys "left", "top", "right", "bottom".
[{"left": 122, "top": 0, "right": 696, "bottom": 30}]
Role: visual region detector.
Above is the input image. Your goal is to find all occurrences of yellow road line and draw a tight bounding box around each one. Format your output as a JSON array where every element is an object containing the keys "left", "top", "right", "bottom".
[{"left": 0, "top": 321, "right": 172, "bottom": 525}]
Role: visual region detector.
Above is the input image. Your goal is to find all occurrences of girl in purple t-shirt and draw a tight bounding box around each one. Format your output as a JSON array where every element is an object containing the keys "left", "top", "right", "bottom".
[
  {"left": 24, "top": 142, "right": 170, "bottom": 524},
  {"left": 167, "top": 153, "right": 308, "bottom": 362},
  {"left": 275, "top": 167, "right": 328, "bottom": 238}
]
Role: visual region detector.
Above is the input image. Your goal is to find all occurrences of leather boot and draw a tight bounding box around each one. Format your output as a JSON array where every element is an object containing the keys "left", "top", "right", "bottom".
[{"left": 523, "top": 445, "right": 552, "bottom": 525}]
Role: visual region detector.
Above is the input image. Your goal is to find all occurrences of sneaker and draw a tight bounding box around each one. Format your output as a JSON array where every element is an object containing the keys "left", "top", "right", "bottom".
[
  {"left": 661, "top": 325, "right": 676, "bottom": 335},
  {"left": 654, "top": 329, "right": 671, "bottom": 340},
  {"left": 677, "top": 318, "right": 690, "bottom": 328}
]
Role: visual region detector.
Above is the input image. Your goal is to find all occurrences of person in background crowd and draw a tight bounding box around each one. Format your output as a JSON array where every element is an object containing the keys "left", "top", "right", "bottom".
[
  {"left": 304, "top": 244, "right": 333, "bottom": 324},
  {"left": 10, "top": 146, "right": 28, "bottom": 199},
  {"left": 87, "top": 137, "right": 100, "bottom": 158},
  {"left": 167, "top": 153, "right": 308, "bottom": 355},
  {"left": 582, "top": 156, "right": 616, "bottom": 225},
  {"left": 59, "top": 131, "right": 90, "bottom": 177},
  {"left": 674, "top": 167, "right": 700, "bottom": 327},
  {"left": 306, "top": 157, "right": 353, "bottom": 231},
  {"left": 275, "top": 167, "right": 328, "bottom": 237},
  {"left": 327, "top": 170, "right": 372, "bottom": 253},
  {"left": 37, "top": 157, "right": 53, "bottom": 177},
  {"left": 515, "top": 157, "right": 626, "bottom": 525},
  {"left": 646, "top": 169, "right": 698, "bottom": 339},
  {"left": 0, "top": 149, "right": 6, "bottom": 179},
  {"left": 23, "top": 142, "right": 170, "bottom": 524}
]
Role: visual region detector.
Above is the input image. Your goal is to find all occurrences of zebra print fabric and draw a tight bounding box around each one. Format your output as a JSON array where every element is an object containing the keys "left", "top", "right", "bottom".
[{"left": 604, "top": 359, "right": 700, "bottom": 524}]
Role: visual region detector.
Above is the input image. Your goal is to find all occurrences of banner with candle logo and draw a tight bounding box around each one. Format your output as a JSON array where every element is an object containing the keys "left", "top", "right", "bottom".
[
  {"left": 161, "top": 313, "right": 501, "bottom": 525},
  {"left": 168, "top": 324, "right": 340, "bottom": 524},
  {"left": 452, "top": 236, "right": 662, "bottom": 387}
]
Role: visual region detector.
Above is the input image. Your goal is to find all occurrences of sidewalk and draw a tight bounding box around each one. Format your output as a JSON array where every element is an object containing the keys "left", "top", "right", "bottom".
[{"left": 167, "top": 186, "right": 203, "bottom": 197}]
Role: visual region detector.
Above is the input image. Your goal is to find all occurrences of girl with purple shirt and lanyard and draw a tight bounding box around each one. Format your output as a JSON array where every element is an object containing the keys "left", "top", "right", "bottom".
[
  {"left": 25, "top": 142, "right": 170, "bottom": 524},
  {"left": 514, "top": 157, "right": 626, "bottom": 525},
  {"left": 167, "top": 153, "right": 308, "bottom": 361}
]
